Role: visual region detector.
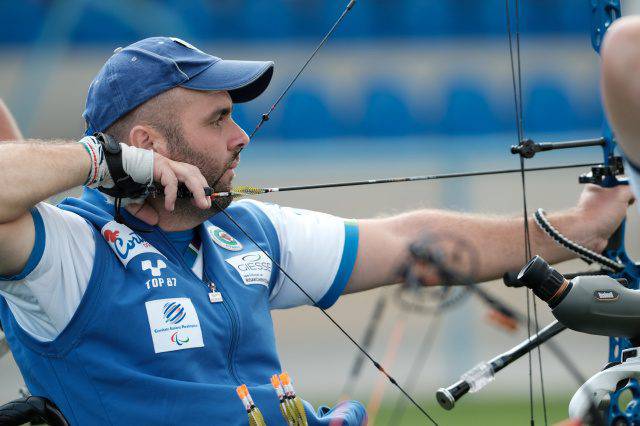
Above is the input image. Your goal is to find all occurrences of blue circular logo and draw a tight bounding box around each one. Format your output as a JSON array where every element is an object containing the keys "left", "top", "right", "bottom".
[{"left": 162, "top": 302, "right": 186, "bottom": 325}]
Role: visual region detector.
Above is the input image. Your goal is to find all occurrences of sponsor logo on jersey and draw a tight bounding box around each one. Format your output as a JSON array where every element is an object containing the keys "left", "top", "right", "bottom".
[
  {"left": 140, "top": 259, "right": 177, "bottom": 290},
  {"left": 225, "top": 251, "right": 272, "bottom": 287},
  {"left": 101, "top": 221, "right": 163, "bottom": 267},
  {"left": 145, "top": 298, "right": 204, "bottom": 353},
  {"left": 141, "top": 259, "right": 167, "bottom": 277},
  {"left": 162, "top": 301, "right": 186, "bottom": 324},
  {"left": 208, "top": 225, "right": 243, "bottom": 251}
]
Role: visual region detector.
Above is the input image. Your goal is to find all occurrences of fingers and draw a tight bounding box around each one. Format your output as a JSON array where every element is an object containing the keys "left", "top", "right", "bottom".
[
  {"left": 159, "top": 166, "right": 179, "bottom": 211},
  {"left": 153, "top": 154, "right": 211, "bottom": 212},
  {"left": 173, "top": 163, "right": 211, "bottom": 210}
]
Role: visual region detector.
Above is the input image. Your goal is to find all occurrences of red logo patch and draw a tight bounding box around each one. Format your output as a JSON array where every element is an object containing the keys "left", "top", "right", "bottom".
[
  {"left": 219, "top": 232, "right": 233, "bottom": 242},
  {"left": 103, "top": 229, "right": 120, "bottom": 243}
]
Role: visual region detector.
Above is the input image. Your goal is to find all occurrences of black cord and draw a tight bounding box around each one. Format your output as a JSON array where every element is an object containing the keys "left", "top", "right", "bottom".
[
  {"left": 213, "top": 200, "right": 439, "bottom": 426},
  {"left": 112, "top": 197, "right": 153, "bottom": 234}
]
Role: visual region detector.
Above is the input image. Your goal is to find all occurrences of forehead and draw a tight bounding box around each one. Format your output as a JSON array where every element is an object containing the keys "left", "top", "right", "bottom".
[{"left": 176, "top": 87, "right": 232, "bottom": 110}]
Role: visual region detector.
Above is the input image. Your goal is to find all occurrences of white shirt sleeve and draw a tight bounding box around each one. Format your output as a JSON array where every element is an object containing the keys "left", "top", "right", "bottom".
[
  {"left": 0, "top": 202, "right": 95, "bottom": 342},
  {"left": 238, "top": 200, "right": 359, "bottom": 310}
]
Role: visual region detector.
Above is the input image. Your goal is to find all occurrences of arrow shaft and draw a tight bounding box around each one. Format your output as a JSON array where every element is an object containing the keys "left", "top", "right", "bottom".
[{"left": 211, "top": 162, "right": 601, "bottom": 198}]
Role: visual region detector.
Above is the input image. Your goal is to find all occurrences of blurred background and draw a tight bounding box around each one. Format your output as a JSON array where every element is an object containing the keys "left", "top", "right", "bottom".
[{"left": 2, "top": 0, "right": 640, "bottom": 424}]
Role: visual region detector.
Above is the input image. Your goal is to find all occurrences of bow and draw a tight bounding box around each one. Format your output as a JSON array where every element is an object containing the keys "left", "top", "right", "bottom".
[
  {"left": 206, "top": 0, "right": 636, "bottom": 424},
  {"left": 434, "top": 1, "right": 640, "bottom": 425},
  {"left": 510, "top": 1, "right": 640, "bottom": 424}
]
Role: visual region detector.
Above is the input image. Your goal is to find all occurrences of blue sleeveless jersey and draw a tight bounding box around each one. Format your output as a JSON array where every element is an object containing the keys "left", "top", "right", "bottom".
[{"left": 0, "top": 188, "right": 366, "bottom": 425}]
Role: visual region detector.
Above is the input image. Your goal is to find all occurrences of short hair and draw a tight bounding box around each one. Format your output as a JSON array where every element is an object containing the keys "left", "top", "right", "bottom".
[{"left": 105, "top": 88, "right": 184, "bottom": 144}]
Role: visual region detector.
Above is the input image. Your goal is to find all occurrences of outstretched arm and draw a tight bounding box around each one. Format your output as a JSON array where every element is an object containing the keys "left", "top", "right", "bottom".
[
  {"left": 344, "top": 184, "right": 632, "bottom": 293},
  {"left": 0, "top": 99, "right": 23, "bottom": 141}
]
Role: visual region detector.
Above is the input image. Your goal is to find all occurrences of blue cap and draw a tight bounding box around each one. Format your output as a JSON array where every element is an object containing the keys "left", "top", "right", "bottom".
[{"left": 83, "top": 37, "right": 274, "bottom": 134}]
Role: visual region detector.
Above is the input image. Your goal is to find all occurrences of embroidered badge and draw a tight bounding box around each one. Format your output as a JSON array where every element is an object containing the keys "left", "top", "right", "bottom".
[
  {"left": 225, "top": 251, "right": 272, "bottom": 287},
  {"left": 208, "top": 225, "right": 243, "bottom": 251},
  {"left": 141, "top": 259, "right": 177, "bottom": 290},
  {"left": 101, "top": 221, "right": 163, "bottom": 267},
  {"left": 145, "top": 298, "right": 204, "bottom": 353}
]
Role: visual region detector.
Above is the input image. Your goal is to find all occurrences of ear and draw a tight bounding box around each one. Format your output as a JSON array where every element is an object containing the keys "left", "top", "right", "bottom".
[{"left": 129, "top": 125, "right": 168, "bottom": 156}]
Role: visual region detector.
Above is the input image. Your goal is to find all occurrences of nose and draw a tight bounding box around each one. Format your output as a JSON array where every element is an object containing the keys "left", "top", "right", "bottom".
[{"left": 229, "top": 119, "right": 250, "bottom": 153}]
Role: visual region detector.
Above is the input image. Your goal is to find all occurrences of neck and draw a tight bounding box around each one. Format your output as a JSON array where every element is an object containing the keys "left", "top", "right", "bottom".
[{"left": 157, "top": 213, "right": 203, "bottom": 232}]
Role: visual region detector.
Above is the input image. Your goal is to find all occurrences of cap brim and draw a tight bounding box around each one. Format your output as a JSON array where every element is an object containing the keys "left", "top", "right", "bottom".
[{"left": 180, "top": 59, "right": 274, "bottom": 103}]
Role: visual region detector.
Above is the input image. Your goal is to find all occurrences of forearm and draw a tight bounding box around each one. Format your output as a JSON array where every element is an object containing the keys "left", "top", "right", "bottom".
[
  {"left": 0, "top": 141, "right": 90, "bottom": 223},
  {"left": 348, "top": 208, "right": 592, "bottom": 293},
  {"left": 0, "top": 100, "right": 23, "bottom": 141},
  {"left": 391, "top": 209, "right": 586, "bottom": 280}
]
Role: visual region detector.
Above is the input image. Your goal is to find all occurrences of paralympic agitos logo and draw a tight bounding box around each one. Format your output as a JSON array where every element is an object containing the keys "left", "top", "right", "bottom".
[{"left": 170, "top": 331, "right": 190, "bottom": 346}]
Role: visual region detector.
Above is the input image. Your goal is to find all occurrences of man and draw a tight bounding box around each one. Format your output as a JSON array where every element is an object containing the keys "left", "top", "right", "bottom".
[
  {"left": 0, "top": 37, "right": 632, "bottom": 425},
  {"left": 602, "top": 15, "right": 640, "bottom": 208}
]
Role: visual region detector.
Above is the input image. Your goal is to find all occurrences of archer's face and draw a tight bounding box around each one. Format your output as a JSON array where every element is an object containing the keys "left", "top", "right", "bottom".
[{"left": 168, "top": 88, "right": 249, "bottom": 195}]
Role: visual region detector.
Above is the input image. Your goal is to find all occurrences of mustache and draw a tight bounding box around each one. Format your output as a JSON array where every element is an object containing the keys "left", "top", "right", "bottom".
[
  {"left": 226, "top": 147, "right": 242, "bottom": 168},
  {"left": 210, "top": 147, "right": 243, "bottom": 189}
]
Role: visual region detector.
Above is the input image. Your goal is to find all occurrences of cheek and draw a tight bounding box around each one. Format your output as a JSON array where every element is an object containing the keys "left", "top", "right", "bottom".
[{"left": 190, "top": 129, "right": 226, "bottom": 155}]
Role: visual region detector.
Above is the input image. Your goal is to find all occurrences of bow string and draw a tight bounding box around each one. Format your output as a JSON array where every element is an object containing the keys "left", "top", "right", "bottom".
[{"left": 210, "top": 1, "right": 439, "bottom": 424}]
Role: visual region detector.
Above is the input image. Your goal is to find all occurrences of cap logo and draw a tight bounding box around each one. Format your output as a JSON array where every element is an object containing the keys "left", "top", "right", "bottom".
[{"left": 170, "top": 37, "right": 204, "bottom": 53}]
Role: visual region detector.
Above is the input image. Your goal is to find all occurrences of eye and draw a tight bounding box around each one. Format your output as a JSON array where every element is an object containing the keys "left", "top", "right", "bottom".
[{"left": 211, "top": 111, "right": 230, "bottom": 127}]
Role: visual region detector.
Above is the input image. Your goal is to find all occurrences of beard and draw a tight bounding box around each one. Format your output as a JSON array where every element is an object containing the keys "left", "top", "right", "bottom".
[{"left": 164, "top": 124, "right": 237, "bottom": 219}]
